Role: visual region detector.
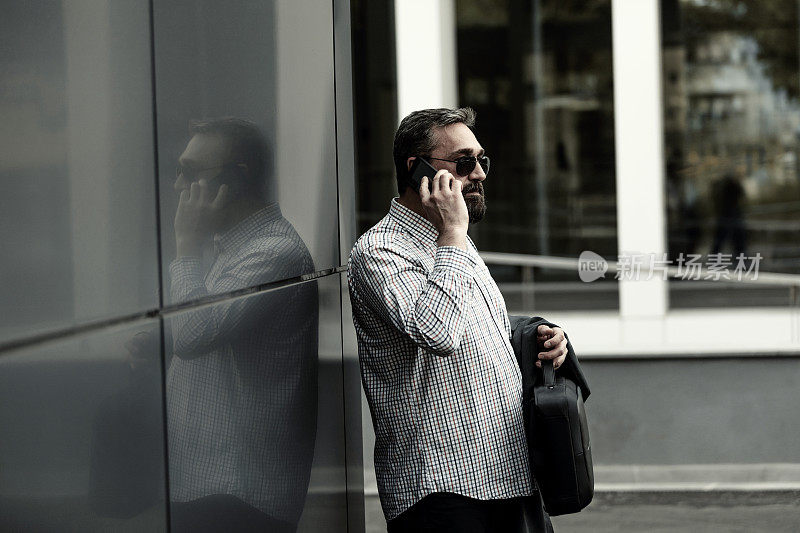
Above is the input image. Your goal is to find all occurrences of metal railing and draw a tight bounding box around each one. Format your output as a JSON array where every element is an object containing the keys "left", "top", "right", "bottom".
[{"left": 479, "top": 251, "right": 800, "bottom": 313}]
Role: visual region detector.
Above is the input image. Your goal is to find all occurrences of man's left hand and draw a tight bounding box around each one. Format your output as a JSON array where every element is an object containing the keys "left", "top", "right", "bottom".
[{"left": 536, "top": 325, "right": 567, "bottom": 370}]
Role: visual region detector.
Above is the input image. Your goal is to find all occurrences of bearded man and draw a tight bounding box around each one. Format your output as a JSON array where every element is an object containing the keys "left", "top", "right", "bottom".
[{"left": 348, "top": 108, "right": 567, "bottom": 533}]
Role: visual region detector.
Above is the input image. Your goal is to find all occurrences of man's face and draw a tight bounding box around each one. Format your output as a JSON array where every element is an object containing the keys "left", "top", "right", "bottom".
[
  {"left": 174, "top": 133, "right": 229, "bottom": 194},
  {"left": 428, "top": 122, "right": 487, "bottom": 223}
]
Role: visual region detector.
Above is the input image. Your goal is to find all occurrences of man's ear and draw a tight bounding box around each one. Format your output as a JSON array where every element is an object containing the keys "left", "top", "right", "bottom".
[{"left": 406, "top": 156, "right": 416, "bottom": 172}]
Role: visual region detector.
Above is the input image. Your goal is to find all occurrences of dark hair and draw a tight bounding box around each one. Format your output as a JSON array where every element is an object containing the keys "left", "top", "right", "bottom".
[
  {"left": 392, "top": 107, "right": 477, "bottom": 194},
  {"left": 189, "top": 117, "right": 272, "bottom": 201}
]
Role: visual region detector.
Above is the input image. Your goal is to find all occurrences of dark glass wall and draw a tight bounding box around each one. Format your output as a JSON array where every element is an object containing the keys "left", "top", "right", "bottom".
[
  {"left": 661, "top": 0, "right": 800, "bottom": 308},
  {"left": 351, "top": 0, "right": 398, "bottom": 236},
  {"left": 0, "top": 320, "right": 167, "bottom": 531},
  {"left": 455, "top": 0, "right": 618, "bottom": 311},
  {"left": 0, "top": 1, "right": 361, "bottom": 531},
  {"left": 0, "top": 1, "right": 159, "bottom": 344}
]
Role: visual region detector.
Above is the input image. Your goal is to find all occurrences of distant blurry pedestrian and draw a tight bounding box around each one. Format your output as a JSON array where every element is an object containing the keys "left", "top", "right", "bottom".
[{"left": 711, "top": 172, "right": 746, "bottom": 257}]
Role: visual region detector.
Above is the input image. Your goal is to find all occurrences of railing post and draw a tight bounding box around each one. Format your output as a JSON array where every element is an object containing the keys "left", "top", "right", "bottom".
[{"left": 522, "top": 265, "right": 535, "bottom": 312}]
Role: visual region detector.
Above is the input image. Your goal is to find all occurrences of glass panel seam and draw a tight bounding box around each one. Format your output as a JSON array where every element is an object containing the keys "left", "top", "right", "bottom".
[{"left": 0, "top": 268, "right": 347, "bottom": 356}]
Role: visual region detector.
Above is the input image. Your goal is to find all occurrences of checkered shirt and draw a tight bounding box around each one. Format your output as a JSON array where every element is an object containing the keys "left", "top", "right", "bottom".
[
  {"left": 348, "top": 199, "right": 533, "bottom": 521},
  {"left": 167, "top": 204, "right": 318, "bottom": 524}
]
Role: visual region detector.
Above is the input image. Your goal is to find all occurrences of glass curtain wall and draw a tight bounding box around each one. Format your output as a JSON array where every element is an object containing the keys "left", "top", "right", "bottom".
[
  {"left": 455, "top": 0, "right": 617, "bottom": 311},
  {"left": 351, "top": 0, "right": 398, "bottom": 236},
  {"left": 662, "top": 0, "right": 800, "bottom": 308},
  {"left": 0, "top": 1, "right": 358, "bottom": 531}
]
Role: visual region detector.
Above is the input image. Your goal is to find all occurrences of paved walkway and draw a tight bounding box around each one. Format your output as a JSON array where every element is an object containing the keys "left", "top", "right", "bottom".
[
  {"left": 366, "top": 492, "right": 800, "bottom": 532},
  {"left": 551, "top": 492, "right": 800, "bottom": 533}
]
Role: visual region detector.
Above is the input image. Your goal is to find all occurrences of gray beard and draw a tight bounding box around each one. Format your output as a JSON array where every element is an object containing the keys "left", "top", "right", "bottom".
[{"left": 465, "top": 194, "right": 486, "bottom": 223}]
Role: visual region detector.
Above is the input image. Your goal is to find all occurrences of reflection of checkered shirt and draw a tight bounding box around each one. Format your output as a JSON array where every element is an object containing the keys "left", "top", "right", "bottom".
[
  {"left": 167, "top": 204, "right": 318, "bottom": 525},
  {"left": 348, "top": 199, "right": 532, "bottom": 521}
]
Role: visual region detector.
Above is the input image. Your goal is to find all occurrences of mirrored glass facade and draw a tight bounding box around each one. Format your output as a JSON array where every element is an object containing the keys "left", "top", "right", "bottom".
[
  {"left": 153, "top": 0, "right": 341, "bottom": 303},
  {"left": 662, "top": 0, "right": 800, "bottom": 307},
  {"left": 0, "top": 321, "right": 166, "bottom": 531},
  {"left": 165, "top": 276, "right": 348, "bottom": 532},
  {"left": 455, "top": 0, "right": 618, "bottom": 312},
  {"left": 0, "top": 1, "right": 158, "bottom": 343},
  {"left": 0, "top": 1, "right": 361, "bottom": 531}
]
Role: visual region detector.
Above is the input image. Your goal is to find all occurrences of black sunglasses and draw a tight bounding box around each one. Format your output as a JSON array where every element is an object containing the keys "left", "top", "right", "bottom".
[{"left": 427, "top": 155, "right": 490, "bottom": 177}]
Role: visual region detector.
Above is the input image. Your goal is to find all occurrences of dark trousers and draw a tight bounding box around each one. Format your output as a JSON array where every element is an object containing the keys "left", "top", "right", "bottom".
[{"left": 387, "top": 492, "right": 554, "bottom": 533}]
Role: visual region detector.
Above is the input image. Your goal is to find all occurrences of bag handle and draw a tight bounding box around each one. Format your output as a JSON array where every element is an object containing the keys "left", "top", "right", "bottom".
[{"left": 542, "top": 358, "right": 556, "bottom": 389}]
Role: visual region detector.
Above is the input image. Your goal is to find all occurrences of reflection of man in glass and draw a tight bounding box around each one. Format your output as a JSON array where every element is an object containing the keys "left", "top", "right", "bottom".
[{"left": 167, "top": 118, "right": 318, "bottom": 532}]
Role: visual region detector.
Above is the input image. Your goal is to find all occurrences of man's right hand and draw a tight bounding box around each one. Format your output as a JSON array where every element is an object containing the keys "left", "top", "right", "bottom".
[
  {"left": 420, "top": 170, "right": 469, "bottom": 250},
  {"left": 174, "top": 179, "right": 228, "bottom": 257}
]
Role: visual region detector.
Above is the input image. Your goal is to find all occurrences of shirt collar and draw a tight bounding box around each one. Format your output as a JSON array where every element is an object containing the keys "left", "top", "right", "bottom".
[
  {"left": 388, "top": 198, "right": 438, "bottom": 245},
  {"left": 214, "top": 203, "right": 282, "bottom": 255}
]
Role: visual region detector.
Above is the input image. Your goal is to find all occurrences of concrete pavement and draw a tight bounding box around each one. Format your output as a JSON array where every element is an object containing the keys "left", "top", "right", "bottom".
[{"left": 366, "top": 491, "right": 800, "bottom": 532}]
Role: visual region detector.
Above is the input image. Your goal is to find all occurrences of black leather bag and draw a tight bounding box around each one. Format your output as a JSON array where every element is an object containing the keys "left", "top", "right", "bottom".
[
  {"left": 510, "top": 316, "right": 593, "bottom": 516},
  {"left": 530, "top": 358, "right": 594, "bottom": 515}
]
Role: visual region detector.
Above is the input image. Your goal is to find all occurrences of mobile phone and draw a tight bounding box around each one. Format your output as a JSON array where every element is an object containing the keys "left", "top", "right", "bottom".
[{"left": 408, "top": 157, "right": 438, "bottom": 194}]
